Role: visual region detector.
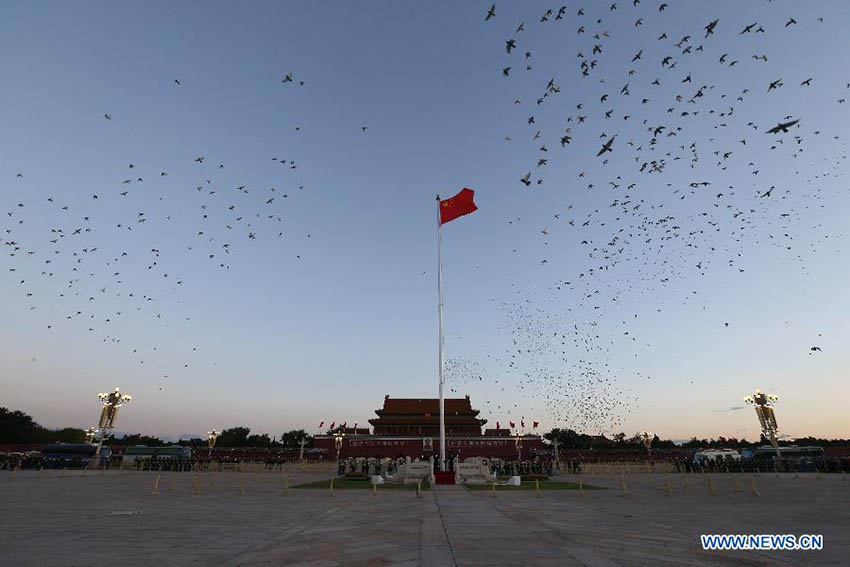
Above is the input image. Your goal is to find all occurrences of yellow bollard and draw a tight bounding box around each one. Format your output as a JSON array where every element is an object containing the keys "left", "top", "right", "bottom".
[
  {"left": 535, "top": 478, "right": 541, "bottom": 497},
  {"left": 708, "top": 476, "right": 717, "bottom": 496},
  {"left": 620, "top": 475, "right": 628, "bottom": 497},
  {"left": 152, "top": 474, "right": 161, "bottom": 495},
  {"left": 285, "top": 478, "right": 290, "bottom": 497},
  {"left": 9, "top": 466, "right": 17, "bottom": 481},
  {"left": 416, "top": 480, "right": 422, "bottom": 498},
  {"left": 372, "top": 481, "right": 377, "bottom": 496},
  {"left": 578, "top": 478, "right": 584, "bottom": 497},
  {"left": 329, "top": 477, "right": 334, "bottom": 497},
  {"left": 171, "top": 473, "right": 177, "bottom": 492},
  {"left": 664, "top": 474, "right": 672, "bottom": 496},
  {"left": 240, "top": 476, "right": 247, "bottom": 496},
  {"left": 733, "top": 477, "right": 742, "bottom": 492},
  {"left": 61, "top": 467, "right": 67, "bottom": 478},
  {"left": 490, "top": 481, "right": 497, "bottom": 497},
  {"left": 750, "top": 477, "right": 761, "bottom": 497}
]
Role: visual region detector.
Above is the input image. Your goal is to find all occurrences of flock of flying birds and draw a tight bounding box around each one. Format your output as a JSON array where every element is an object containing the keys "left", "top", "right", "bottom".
[
  {"left": 4, "top": 77, "right": 316, "bottom": 391},
  {"left": 4, "top": 3, "right": 848, "bottom": 435},
  {"left": 443, "top": 2, "right": 847, "bottom": 434}
]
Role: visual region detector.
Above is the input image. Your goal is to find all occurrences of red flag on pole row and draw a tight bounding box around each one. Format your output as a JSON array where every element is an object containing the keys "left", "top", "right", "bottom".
[
  {"left": 509, "top": 421, "right": 515, "bottom": 429},
  {"left": 533, "top": 421, "right": 539, "bottom": 429},
  {"left": 440, "top": 188, "right": 478, "bottom": 225},
  {"left": 319, "top": 421, "right": 324, "bottom": 429},
  {"left": 329, "top": 422, "right": 335, "bottom": 430}
]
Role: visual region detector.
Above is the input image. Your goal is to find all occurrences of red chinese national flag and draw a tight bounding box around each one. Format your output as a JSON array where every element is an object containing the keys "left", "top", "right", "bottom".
[
  {"left": 496, "top": 421, "right": 500, "bottom": 431},
  {"left": 440, "top": 188, "right": 478, "bottom": 225},
  {"left": 533, "top": 421, "right": 539, "bottom": 429},
  {"left": 509, "top": 421, "right": 515, "bottom": 429},
  {"left": 319, "top": 421, "right": 324, "bottom": 429}
]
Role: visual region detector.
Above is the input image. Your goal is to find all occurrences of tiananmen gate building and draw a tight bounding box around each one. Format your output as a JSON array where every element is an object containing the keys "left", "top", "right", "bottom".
[{"left": 313, "top": 395, "right": 544, "bottom": 459}]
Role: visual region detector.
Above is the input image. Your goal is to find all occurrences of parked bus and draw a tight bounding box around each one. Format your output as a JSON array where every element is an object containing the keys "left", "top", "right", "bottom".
[
  {"left": 754, "top": 446, "right": 825, "bottom": 459},
  {"left": 693, "top": 449, "right": 741, "bottom": 465}
]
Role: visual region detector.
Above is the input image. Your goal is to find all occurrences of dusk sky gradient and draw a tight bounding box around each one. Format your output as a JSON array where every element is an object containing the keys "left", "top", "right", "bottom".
[{"left": 1, "top": 1, "right": 848, "bottom": 442}]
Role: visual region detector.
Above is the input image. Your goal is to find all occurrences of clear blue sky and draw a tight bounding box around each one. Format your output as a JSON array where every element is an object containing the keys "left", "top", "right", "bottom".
[{"left": 2, "top": 1, "right": 848, "bottom": 442}]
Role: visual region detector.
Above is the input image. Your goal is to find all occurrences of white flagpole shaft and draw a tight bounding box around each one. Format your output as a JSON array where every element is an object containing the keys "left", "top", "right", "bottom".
[{"left": 436, "top": 195, "right": 446, "bottom": 472}]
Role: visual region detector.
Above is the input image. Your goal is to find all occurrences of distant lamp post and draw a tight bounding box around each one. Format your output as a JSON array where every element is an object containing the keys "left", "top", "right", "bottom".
[
  {"left": 95, "top": 387, "right": 132, "bottom": 460},
  {"left": 743, "top": 389, "right": 782, "bottom": 460},
  {"left": 640, "top": 431, "right": 654, "bottom": 458},
  {"left": 85, "top": 427, "right": 98, "bottom": 444},
  {"left": 514, "top": 432, "right": 523, "bottom": 461},
  {"left": 334, "top": 431, "right": 346, "bottom": 461},
  {"left": 207, "top": 429, "right": 219, "bottom": 458}
]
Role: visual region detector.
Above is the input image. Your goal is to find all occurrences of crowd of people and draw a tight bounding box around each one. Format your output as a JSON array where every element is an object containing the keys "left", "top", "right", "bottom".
[
  {"left": 0, "top": 452, "right": 94, "bottom": 470},
  {"left": 673, "top": 456, "right": 850, "bottom": 474},
  {"left": 2, "top": 449, "right": 848, "bottom": 475}
]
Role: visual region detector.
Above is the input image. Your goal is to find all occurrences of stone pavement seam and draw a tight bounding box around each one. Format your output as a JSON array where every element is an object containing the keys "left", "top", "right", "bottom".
[{"left": 424, "top": 489, "right": 458, "bottom": 567}]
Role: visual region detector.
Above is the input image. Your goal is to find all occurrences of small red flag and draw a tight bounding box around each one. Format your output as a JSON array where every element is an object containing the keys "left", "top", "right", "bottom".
[
  {"left": 533, "top": 421, "right": 539, "bottom": 429},
  {"left": 521, "top": 420, "right": 525, "bottom": 428},
  {"left": 509, "top": 421, "right": 515, "bottom": 429},
  {"left": 319, "top": 421, "right": 324, "bottom": 429},
  {"left": 440, "top": 188, "right": 478, "bottom": 225},
  {"left": 329, "top": 422, "right": 335, "bottom": 430},
  {"left": 496, "top": 421, "right": 500, "bottom": 430}
]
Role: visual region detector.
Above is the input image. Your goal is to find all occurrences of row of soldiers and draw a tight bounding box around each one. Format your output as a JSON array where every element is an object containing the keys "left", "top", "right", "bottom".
[
  {"left": 337, "top": 457, "right": 410, "bottom": 477},
  {"left": 487, "top": 458, "right": 559, "bottom": 477}
]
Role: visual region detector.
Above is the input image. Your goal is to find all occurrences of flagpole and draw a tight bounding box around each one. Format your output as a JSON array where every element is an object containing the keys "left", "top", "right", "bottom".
[{"left": 436, "top": 194, "right": 446, "bottom": 472}]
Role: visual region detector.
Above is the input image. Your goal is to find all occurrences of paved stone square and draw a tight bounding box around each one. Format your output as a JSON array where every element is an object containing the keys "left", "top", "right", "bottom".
[{"left": 0, "top": 469, "right": 847, "bottom": 566}]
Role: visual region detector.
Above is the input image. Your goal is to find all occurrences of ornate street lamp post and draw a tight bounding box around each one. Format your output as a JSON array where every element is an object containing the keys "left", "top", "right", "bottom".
[
  {"left": 334, "top": 431, "right": 345, "bottom": 462},
  {"left": 207, "top": 429, "right": 219, "bottom": 459},
  {"left": 85, "top": 427, "right": 98, "bottom": 444},
  {"left": 95, "top": 387, "right": 132, "bottom": 463},
  {"left": 743, "top": 389, "right": 782, "bottom": 460}
]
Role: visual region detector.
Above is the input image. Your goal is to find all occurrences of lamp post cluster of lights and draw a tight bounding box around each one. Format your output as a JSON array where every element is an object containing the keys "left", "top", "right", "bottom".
[
  {"left": 208, "top": 429, "right": 219, "bottom": 458},
  {"left": 743, "top": 389, "right": 782, "bottom": 459},
  {"left": 85, "top": 426, "right": 98, "bottom": 444},
  {"left": 93, "top": 387, "right": 132, "bottom": 458},
  {"left": 514, "top": 432, "right": 523, "bottom": 460},
  {"left": 333, "top": 430, "right": 345, "bottom": 461}
]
